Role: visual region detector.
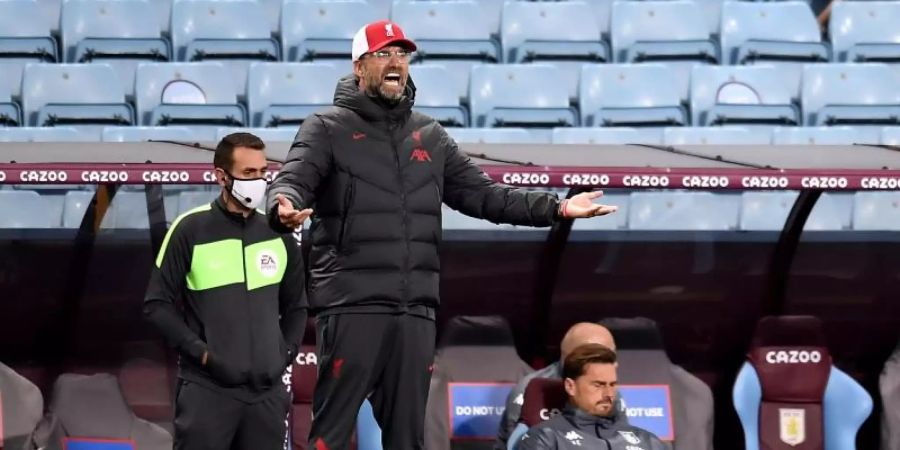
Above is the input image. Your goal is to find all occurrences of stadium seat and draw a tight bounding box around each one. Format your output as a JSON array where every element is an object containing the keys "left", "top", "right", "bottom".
[
  {"left": 62, "top": 191, "right": 93, "bottom": 228},
  {"left": 177, "top": 190, "right": 218, "bottom": 216},
  {"left": 733, "top": 316, "right": 872, "bottom": 450},
  {"left": 629, "top": 192, "right": 740, "bottom": 230},
  {"left": 830, "top": 2, "right": 900, "bottom": 63},
  {"left": 424, "top": 316, "right": 533, "bottom": 450},
  {"left": 852, "top": 192, "right": 900, "bottom": 231},
  {"left": 501, "top": 1, "right": 606, "bottom": 99},
  {"left": 117, "top": 341, "right": 176, "bottom": 427},
  {"left": 0, "top": 61, "right": 24, "bottom": 100},
  {"left": 409, "top": 65, "right": 467, "bottom": 127},
  {"left": 247, "top": 62, "right": 343, "bottom": 128},
  {"left": 393, "top": 1, "right": 499, "bottom": 101},
  {"left": 171, "top": 0, "right": 278, "bottom": 91},
  {"left": 770, "top": 126, "right": 864, "bottom": 145},
  {"left": 663, "top": 127, "right": 770, "bottom": 145},
  {"left": 801, "top": 63, "right": 900, "bottom": 129},
  {"left": 215, "top": 127, "right": 298, "bottom": 144},
  {"left": 808, "top": 193, "right": 852, "bottom": 231},
  {"left": 281, "top": 0, "right": 379, "bottom": 62},
  {"left": 720, "top": 2, "right": 828, "bottom": 66},
  {"left": 134, "top": 62, "right": 246, "bottom": 131},
  {"left": 611, "top": 1, "right": 717, "bottom": 64},
  {"left": 107, "top": 191, "right": 150, "bottom": 229},
  {"left": 445, "top": 127, "right": 548, "bottom": 144},
  {"left": 0, "top": 190, "right": 59, "bottom": 228},
  {"left": 0, "top": 77, "right": 20, "bottom": 126},
  {"left": 507, "top": 377, "right": 567, "bottom": 449},
  {"left": 60, "top": 0, "right": 169, "bottom": 97},
  {"left": 690, "top": 65, "right": 799, "bottom": 127},
  {"left": 102, "top": 126, "right": 197, "bottom": 142},
  {"left": 882, "top": 127, "right": 900, "bottom": 145},
  {"left": 0, "top": 361, "right": 44, "bottom": 449},
  {"left": 881, "top": 341, "right": 900, "bottom": 450},
  {"left": 469, "top": 65, "right": 576, "bottom": 128},
  {"left": 32, "top": 373, "right": 173, "bottom": 450},
  {"left": 21, "top": 63, "right": 133, "bottom": 128},
  {"left": 579, "top": 64, "right": 685, "bottom": 128},
  {"left": 740, "top": 191, "right": 797, "bottom": 231},
  {"left": 551, "top": 127, "right": 662, "bottom": 145},
  {"left": 0, "top": 0, "right": 58, "bottom": 63},
  {"left": 571, "top": 192, "right": 630, "bottom": 230}
]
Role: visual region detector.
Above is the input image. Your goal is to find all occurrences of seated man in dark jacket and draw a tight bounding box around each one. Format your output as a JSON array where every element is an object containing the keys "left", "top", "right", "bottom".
[{"left": 518, "top": 344, "right": 665, "bottom": 450}]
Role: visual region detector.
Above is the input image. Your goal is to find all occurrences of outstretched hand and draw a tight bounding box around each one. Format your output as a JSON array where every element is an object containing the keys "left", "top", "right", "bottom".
[
  {"left": 277, "top": 194, "right": 314, "bottom": 229},
  {"left": 560, "top": 191, "right": 618, "bottom": 219}
]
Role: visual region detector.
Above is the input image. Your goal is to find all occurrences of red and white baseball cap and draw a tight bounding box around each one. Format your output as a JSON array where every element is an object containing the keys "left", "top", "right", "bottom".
[{"left": 351, "top": 20, "right": 417, "bottom": 62}]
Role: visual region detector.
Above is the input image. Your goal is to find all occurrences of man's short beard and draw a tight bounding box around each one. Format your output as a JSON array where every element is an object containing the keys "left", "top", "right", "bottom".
[{"left": 365, "top": 83, "right": 402, "bottom": 105}]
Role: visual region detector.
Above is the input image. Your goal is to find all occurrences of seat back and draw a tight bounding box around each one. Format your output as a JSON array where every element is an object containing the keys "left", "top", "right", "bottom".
[
  {"left": 720, "top": 2, "right": 823, "bottom": 64},
  {"left": 801, "top": 63, "right": 900, "bottom": 126},
  {"left": 579, "top": 64, "right": 683, "bottom": 127},
  {"left": 501, "top": 1, "right": 602, "bottom": 62},
  {"left": 852, "top": 192, "right": 900, "bottom": 231},
  {"left": 629, "top": 191, "right": 740, "bottom": 231},
  {"left": 0, "top": 0, "right": 56, "bottom": 39},
  {"left": 393, "top": 1, "right": 493, "bottom": 44},
  {"left": 61, "top": 0, "right": 164, "bottom": 62},
  {"left": 469, "top": 64, "right": 574, "bottom": 128},
  {"left": 733, "top": 316, "right": 872, "bottom": 450},
  {"left": 171, "top": 0, "right": 272, "bottom": 61},
  {"left": 830, "top": 2, "right": 900, "bottom": 62},
  {"left": 246, "top": 62, "right": 342, "bottom": 127},
  {"left": 610, "top": 1, "right": 711, "bottom": 62},
  {"left": 134, "top": 62, "right": 241, "bottom": 126},
  {"left": 0, "top": 190, "right": 57, "bottom": 228},
  {"left": 280, "top": 0, "right": 378, "bottom": 62},
  {"left": 689, "top": 65, "right": 797, "bottom": 126},
  {"left": 520, "top": 377, "right": 567, "bottom": 427},
  {"left": 0, "top": 362, "right": 44, "bottom": 450},
  {"left": 425, "top": 316, "right": 532, "bottom": 450},
  {"left": 21, "top": 63, "right": 130, "bottom": 126}
]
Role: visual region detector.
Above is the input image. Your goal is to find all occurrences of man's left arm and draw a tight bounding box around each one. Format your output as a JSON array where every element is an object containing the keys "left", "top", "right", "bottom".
[
  {"left": 440, "top": 130, "right": 616, "bottom": 225},
  {"left": 279, "top": 233, "right": 309, "bottom": 361}
]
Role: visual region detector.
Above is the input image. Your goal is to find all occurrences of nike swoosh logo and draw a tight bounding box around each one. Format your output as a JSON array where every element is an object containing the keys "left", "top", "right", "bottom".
[{"left": 352, "top": 132, "right": 366, "bottom": 140}]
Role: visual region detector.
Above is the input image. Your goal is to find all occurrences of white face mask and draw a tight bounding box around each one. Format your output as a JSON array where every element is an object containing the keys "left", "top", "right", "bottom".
[{"left": 228, "top": 175, "right": 268, "bottom": 210}]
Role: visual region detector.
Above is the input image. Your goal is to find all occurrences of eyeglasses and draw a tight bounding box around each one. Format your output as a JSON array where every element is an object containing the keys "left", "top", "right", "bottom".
[{"left": 365, "top": 49, "right": 413, "bottom": 61}]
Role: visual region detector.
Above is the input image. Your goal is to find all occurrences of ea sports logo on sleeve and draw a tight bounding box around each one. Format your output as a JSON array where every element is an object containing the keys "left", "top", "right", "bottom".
[
  {"left": 765, "top": 350, "right": 822, "bottom": 364},
  {"left": 257, "top": 250, "right": 279, "bottom": 278}
]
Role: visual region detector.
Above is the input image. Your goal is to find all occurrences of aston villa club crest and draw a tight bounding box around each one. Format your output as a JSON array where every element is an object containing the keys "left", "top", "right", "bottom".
[
  {"left": 779, "top": 408, "right": 806, "bottom": 446},
  {"left": 618, "top": 431, "right": 641, "bottom": 445}
]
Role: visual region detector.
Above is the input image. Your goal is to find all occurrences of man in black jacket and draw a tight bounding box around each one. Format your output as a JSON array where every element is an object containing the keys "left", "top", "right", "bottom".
[
  {"left": 266, "top": 20, "right": 617, "bottom": 450},
  {"left": 518, "top": 344, "right": 665, "bottom": 450},
  {"left": 145, "top": 133, "right": 311, "bottom": 450}
]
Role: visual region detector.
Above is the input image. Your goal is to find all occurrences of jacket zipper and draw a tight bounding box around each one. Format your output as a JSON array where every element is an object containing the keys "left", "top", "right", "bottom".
[
  {"left": 241, "top": 220, "right": 255, "bottom": 388},
  {"left": 389, "top": 121, "right": 410, "bottom": 304},
  {"left": 337, "top": 176, "right": 355, "bottom": 252}
]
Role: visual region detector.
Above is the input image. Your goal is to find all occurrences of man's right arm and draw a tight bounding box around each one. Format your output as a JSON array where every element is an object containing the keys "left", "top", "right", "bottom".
[
  {"left": 267, "top": 115, "right": 334, "bottom": 233},
  {"left": 495, "top": 381, "right": 527, "bottom": 449},
  {"left": 143, "top": 218, "right": 206, "bottom": 364}
]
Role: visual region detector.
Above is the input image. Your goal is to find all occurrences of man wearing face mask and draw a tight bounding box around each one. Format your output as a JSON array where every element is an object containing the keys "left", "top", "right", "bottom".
[
  {"left": 144, "top": 132, "right": 313, "bottom": 450},
  {"left": 266, "top": 20, "right": 618, "bottom": 450}
]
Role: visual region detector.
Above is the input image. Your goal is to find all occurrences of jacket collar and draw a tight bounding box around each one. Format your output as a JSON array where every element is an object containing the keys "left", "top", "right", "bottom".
[
  {"left": 214, "top": 192, "right": 257, "bottom": 224},
  {"left": 332, "top": 73, "right": 416, "bottom": 124}
]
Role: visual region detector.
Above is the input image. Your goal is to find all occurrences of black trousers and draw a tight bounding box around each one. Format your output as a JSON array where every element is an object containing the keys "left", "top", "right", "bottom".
[
  {"left": 174, "top": 379, "right": 292, "bottom": 450},
  {"left": 309, "top": 313, "right": 436, "bottom": 450}
]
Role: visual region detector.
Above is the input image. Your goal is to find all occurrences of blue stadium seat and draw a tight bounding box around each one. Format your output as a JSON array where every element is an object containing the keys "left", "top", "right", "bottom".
[
  {"left": 740, "top": 191, "right": 796, "bottom": 231},
  {"left": 409, "top": 65, "right": 467, "bottom": 127},
  {"left": 21, "top": 63, "right": 133, "bottom": 128},
  {"left": 247, "top": 62, "right": 342, "bottom": 128},
  {"left": 883, "top": 127, "right": 900, "bottom": 145},
  {"left": 393, "top": 1, "right": 498, "bottom": 102},
  {"left": 853, "top": 192, "right": 900, "bottom": 231},
  {"left": 177, "top": 190, "right": 218, "bottom": 216},
  {"left": 215, "top": 127, "right": 297, "bottom": 144},
  {"left": 551, "top": 127, "right": 662, "bottom": 145},
  {"left": 102, "top": 126, "right": 197, "bottom": 142},
  {"left": 801, "top": 63, "right": 900, "bottom": 128},
  {"left": 579, "top": 64, "right": 685, "bottom": 127},
  {"left": 0, "top": 190, "right": 57, "bottom": 228},
  {"left": 629, "top": 192, "right": 739, "bottom": 230},
  {"left": 0, "top": 127, "right": 96, "bottom": 142},
  {"left": 281, "top": 0, "right": 379, "bottom": 62},
  {"left": 107, "top": 192, "right": 149, "bottom": 229},
  {"left": 720, "top": 2, "right": 828, "bottom": 65},
  {"left": 830, "top": 2, "right": 900, "bottom": 63},
  {"left": 0, "top": 0, "right": 58, "bottom": 63},
  {"left": 690, "top": 65, "right": 799, "bottom": 127},
  {"left": 171, "top": 0, "right": 278, "bottom": 91},
  {"left": 0, "top": 62, "right": 24, "bottom": 101},
  {"left": 445, "top": 127, "right": 547, "bottom": 144},
  {"left": 770, "top": 126, "right": 864, "bottom": 145},
  {"left": 135, "top": 62, "right": 246, "bottom": 130},
  {"left": 62, "top": 191, "right": 94, "bottom": 228},
  {"left": 469, "top": 64, "right": 576, "bottom": 128},
  {"left": 806, "top": 193, "right": 852, "bottom": 231},
  {"left": 663, "top": 127, "right": 769, "bottom": 145},
  {"left": 0, "top": 72, "right": 20, "bottom": 126},
  {"left": 501, "top": 1, "right": 606, "bottom": 99},
  {"left": 611, "top": 1, "right": 717, "bottom": 64},
  {"left": 60, "top": 0, "right": 169, "bottom": 97}
]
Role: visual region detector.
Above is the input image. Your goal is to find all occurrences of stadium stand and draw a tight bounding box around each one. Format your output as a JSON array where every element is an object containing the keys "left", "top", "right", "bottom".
[
  {"left": 22, "top": 63, "right": 133, "bottom": 130},
  {"left": 247, "top": 62, "right": 343, "bottom": 128},
  {"left": 408, "top": 65, "right": 468, "bottom": 127},
  {"left": 280, "top": 0, "right": 379, "bottom": 63},
  {"left": 469, "top": 64, "right": 576, "bottom": 131},
  {"left": 580, "top": 64, "right": 685, "bottom": 128},
  {"left": 830, "top": 1, "right": 900, "bottom": 64},
  {"left": 689, "top": 65, "right": 799, "bottom": 128}
]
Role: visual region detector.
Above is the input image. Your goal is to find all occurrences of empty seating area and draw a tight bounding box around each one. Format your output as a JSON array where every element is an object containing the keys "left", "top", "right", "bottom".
[{"left": 0, "top": 0, "right": 899, "bottom": 142}]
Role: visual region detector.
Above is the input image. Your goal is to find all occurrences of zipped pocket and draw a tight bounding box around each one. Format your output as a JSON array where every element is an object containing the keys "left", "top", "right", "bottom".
[{"left": 337, "top": 176, "right": 356, "bottom": 251}]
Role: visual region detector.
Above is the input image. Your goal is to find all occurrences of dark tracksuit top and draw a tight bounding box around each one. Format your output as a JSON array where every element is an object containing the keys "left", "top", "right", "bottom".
[
  {"left": 144, "top": 196, "right": 308, "bottom": 401},
  {"left": 518, "top": 405, "right": 665, "bottom": 450}
]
